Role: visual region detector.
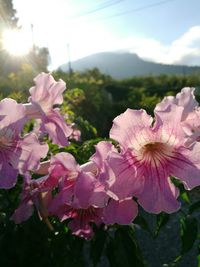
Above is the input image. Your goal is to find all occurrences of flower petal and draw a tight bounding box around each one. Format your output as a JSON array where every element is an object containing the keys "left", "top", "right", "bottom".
[
  {"left": 155, "top": 87, "right": 198, "bottom": 120},
  {"left": 108, "top": 152, "right": 142, "bottom": 200},
  {"left": 50, "top": 152, "right": 79, "bottom": 173},
  {"left": 29, "top": 73, "right": 66, "bottom": 109},
  {"left": 103, "top": 198, "right": 138, "bottom": 225},
  {"left": 90, "top": 141, "right": 116, "bottom": 170},
  {"left": 74, "top": 172, "right": 95, "bottom": 209},
  {"left": 0, "top": 161, "right": 18, "bottom": 188},
  {"left": 11, "top": 200, "right": 34, "bottom": 224},
  {"left": 0, "top": 98, "right": 26, "bottom": 134},
  {"left": 17, "top": 133, "right": 48, "bottom": 173},
  {"left": 68, "top": 218, "right": 94, "bottom": 240},
  {"left": 42, "top": 109, "right": 72, "bottom": 146},
  {"left": 169, "top": 143, "right": 200, "bottom": 189},
  {"left": 110, "top": 109, "right": 153, "bottom": 151},
  {"left": 137, "top": 164, "right": 180, "bottom": 214}
]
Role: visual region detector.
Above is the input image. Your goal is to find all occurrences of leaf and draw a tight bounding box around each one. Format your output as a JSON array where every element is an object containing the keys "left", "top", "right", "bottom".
[
  {"left": 180, "top": 192, "right": 190, "bottom": 204},
  {"left": 106, "top": 226, "right": 145, "bottom": 267},
  {"left": 180, "top": 215, "right": 198, "bottom": 254},
  {"left": 189, "top": 200, "right": 200, "bottom": 214},
  {"left": 134, "top": 215, "right": 152, "bottom": 236},
  {"left": 90, "top": 227, "right": 107, "bottom": 267},
  {"left": 154, "top": 213, "right": 170, "bottom": 237}
]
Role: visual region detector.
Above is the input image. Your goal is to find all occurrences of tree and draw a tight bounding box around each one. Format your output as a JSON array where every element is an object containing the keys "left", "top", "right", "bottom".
[{"left": 0, "top": 0, "right": 49, "bottom": 75}]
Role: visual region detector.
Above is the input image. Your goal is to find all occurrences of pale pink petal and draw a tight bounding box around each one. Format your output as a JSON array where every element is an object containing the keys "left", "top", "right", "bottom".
[
  {"left": 29, "top": 73, "right": 66, "bottom": 110},
  {"left": 155, "top": 95, "right": 176, "bottom": 112},
  {"left": 0, "top": 161, "right": 18, "bottom": 188},
  {"left": 137, "top": 166, "right": 180, "bottom": 214},
  {"left": 110, "top": 109, "right": 153, "bottom": 151},
  {"left": 107, "top": 151, "right": 142, "bottom": 200},
  {"left": 169, "top": 143, "right": 200, "bottom": 189},
  {"left": 80, "top": 161, "right": 98, "bottom": 174},
  {"left": 0, "top": 98, "right": 26, "bottom": 134},
  {"left": 103, "top": 198, "right": 138, "bottom": 225},
  {"left": 176, "top": 87, "right": 198, "bottom": 119},
  {"left": 181, "top": 110, "right": 200, "bottom": 145},
  {"left": 74, "top": 172, "right": 95, "bottom": 208},
  {"left": 41, "top": 109, "right": 72, "bottom": 146},
  {"left": 89, "top": 183, "right": 109, "bottom": 208},
  {"left": 50, "top": 152, "right": 80, "bottom": 174},
  {"left": 17, "top": 133, "right": 48, "bottom": 173},
  {"left": 48, "top": 186, "right": 74, "bottom": 214},
  {"left": 155, "top": 87, "right": 198, "bottom": 120},
  {"left": 154, "top": 104, "right": 184, "bottom": 140},
  {"left": 90, "top": 141, "right": 116, "bottom": 170}
]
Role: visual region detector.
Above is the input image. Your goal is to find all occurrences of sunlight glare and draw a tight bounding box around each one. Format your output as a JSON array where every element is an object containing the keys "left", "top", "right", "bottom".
[{"left": 2, "top": 29, "right": 32, "bottom": 56}]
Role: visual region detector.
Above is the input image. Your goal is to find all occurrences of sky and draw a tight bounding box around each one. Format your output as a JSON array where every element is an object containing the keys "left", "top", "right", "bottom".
[{"left": 11, "top": 0, "right": 200, "bottom": 69}]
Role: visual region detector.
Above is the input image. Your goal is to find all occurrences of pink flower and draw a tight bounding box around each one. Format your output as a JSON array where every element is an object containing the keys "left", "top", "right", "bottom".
[
  {"left": 47, "top": 152, "right": 97, "bottom": 209},
  {"left": 155, "top": 87, "right": 200, "bottom": 145},
  {"left": 49, "top": 198, "right": 138, "bottom": 240},
  {"left": 156, "top": 87, "right": 198, "bottom": 120},
  {"left": 0, "top": 98, "right": 48, "bottom": 189},
  {"left": 50, "top": 204, "right": 103, "bottom": 240},
  {"left": 47, "top": 148, "right": 138, "bottom": 238},
  {"left": 24, "top": 73, "right": 72, "bottom": 146},
  {"left": 13, "top": 148, "right": 138, "bottom": 239},
  {"left": 11, "top": 173, "right": 53, "bottom": 230},
  {"left": 109, "top": 105, "right": 200, "bottom": 214}
]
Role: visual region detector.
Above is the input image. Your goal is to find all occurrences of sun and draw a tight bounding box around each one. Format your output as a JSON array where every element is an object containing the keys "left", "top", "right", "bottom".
[{"left": 2, "top": 29, "right": 32, "bottom": 56}]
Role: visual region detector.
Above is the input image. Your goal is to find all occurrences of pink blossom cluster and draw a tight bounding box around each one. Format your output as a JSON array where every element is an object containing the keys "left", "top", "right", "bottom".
[{"left": 1, "top": 73, "right": 200, "bottom": 239}]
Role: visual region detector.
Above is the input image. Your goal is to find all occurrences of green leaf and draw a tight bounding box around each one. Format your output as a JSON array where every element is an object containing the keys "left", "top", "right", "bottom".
[
  {"left": 180, "top": 192, "right": 190, "bottom": 204},
  {"left": 154, "top": 213, "right": 170, "bottom": 237},
  {"left": 189, "top": 200, "right": 200, "bottom": 214},
  {"left": 134, "top": 215, "right": 152, "bottom": 236},
  {"left": 180, "top": 215, "right": 198, "bottom": 254},
  {"left": 106, "top": 226, "right": 145, "bottom": 267},
  {"left": 90, "top": 227, "right": 107, "bottom": 267}
]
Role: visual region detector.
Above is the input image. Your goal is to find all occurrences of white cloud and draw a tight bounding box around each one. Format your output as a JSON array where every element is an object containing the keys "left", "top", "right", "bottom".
[
  {"left": 128, "top": 26, "right": 200, "bottom": 66},
  {"left": 48, "top": 25, "right": 200, "bottom": 68}
]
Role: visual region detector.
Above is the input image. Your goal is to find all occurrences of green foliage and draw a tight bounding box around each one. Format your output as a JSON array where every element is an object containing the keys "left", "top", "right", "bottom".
[
  {"left": 180, "top": 215, "right": 198, "bottom": 255},
  {"left": 106, "top": 226, "right": 145, "bottom": 267},
  {"left": 154, "top": 213, "right": 170, "bottom": 237}
]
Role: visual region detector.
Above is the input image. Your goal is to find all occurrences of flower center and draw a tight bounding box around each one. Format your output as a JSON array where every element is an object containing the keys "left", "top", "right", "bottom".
[
  {"left": 138, "top": 142, "right": 173, "bottom": 166},
  {"left": 77, "top": 206, "right": 99, "bottom": 220}
]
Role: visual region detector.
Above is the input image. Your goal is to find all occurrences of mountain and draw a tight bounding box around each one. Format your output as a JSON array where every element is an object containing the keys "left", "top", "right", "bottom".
[{"left": 60, "top": 52, "right": 200, "bottom": 79}]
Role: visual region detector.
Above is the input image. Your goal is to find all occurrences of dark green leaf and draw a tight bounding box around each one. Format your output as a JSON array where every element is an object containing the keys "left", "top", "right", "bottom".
[
  {"left": 180, "top": 215, "right": 198, "bottom": 254},
  {"left": 134, "top": 215, "right": 152, "bottom": 236},
  {"left": 189, "top": 200, "right": 200, "bottom": 214},
  {"left": 106, "top": 226, "right": 145, "bottom": 267},
  {"left": 90, "top": 227, "right": 107, "bottom": 267},
  {"left": 154, "top": 213, "right": 170, "bottom": 237}
]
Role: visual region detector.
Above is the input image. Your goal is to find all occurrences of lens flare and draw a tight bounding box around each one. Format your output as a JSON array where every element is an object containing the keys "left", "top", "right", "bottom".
[{"left": 2, "top": 29, "right": 31, "bottom": 56}]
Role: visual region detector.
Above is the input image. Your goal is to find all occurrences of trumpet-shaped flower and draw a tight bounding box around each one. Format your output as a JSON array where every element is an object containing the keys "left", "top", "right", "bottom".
[
  {"left": 24, "top": 73, "right": 72, "bottom": 146},
  {"left": 0, "top": 98, "right": 48, "bottom": 188},
  {"left": 49, "top": 197, "right": 138, "bottom": 239},
  {"left": 47, "top": 147, "right": 138, "bottom": 239},
  {"left": 109, "top": 104, "right": 200, "bottom": 213},
  {"left": 11, "top": 174, "right": 50, "bottom": 224}
]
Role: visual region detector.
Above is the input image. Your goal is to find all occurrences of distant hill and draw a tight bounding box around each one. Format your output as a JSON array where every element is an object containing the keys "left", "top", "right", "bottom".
[{"left": 60, "top": 52, "right": 200, "bottom": 79}]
